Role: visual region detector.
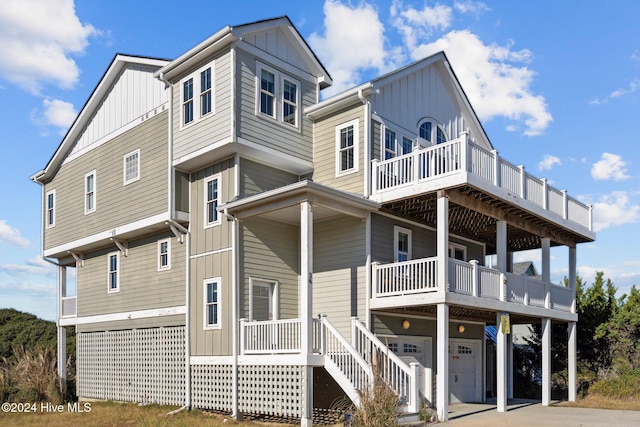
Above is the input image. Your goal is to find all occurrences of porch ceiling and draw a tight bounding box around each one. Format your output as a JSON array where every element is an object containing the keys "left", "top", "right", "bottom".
[
  {"left": 380, "top": 185, "right": 589, "bottom": 253},
  {"left": 375, "top": 306, "right": 568, "bottom": 325}
]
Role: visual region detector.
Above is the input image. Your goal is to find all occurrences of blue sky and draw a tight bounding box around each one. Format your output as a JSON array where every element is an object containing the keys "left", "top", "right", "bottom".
[{"left": 1, "top": 0, "right": 639, "bottom": 321}]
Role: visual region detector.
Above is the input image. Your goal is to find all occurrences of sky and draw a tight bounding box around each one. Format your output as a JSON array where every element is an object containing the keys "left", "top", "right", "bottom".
[{"left": 1, "top": 0, "right": 640, "bottom": 321}]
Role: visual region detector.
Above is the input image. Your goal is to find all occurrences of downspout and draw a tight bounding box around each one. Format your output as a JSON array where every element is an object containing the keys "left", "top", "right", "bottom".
[{"left": 357, "top": 89, "right": 372, "bottom": 329}]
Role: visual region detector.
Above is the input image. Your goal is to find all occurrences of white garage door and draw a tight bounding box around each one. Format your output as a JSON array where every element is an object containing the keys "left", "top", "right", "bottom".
[
  {"left": 385, "top": 336, "right": 433, "bottom": 405},
  {"left": 449, "top": 340, "right": 480, "bottom": 403}
]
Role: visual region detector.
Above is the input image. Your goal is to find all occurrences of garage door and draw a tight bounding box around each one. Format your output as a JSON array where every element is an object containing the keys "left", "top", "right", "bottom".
[
  {"left": 449, "top": 341, "right": 479, "bottom": 403},
  {"left": 385, "top": 336, "right": 432, "bottom": 404}
]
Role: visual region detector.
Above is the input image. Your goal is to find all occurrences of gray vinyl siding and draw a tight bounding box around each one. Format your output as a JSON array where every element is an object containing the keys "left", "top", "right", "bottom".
[
  {"left": 240, "top": 217, "right": 299, "bottom": 320},
  {"left": 77, "top": 315, "right": 185, "bottom": 333},
  {"left": 314, "top": 216, "right": 366, "bottom": 336},
  {"left": 76, "top": 231, "right": 185, "bottom": 317},
  {"left": 311, "top": 104, "right": 365, "bottom": 195},
  {"left": 44, "top": 112, "right": 168, "bottom": 250},
  {"left": 371, "top": 119, "right": 381, "bottom": 160},
  {"left": 172, "top": 50, "right": 233, "bottom": 161},
  {"left": 239, "top": 158, "right": 298, "bottom": 196},
  {"left": 235, "top": 49, "right": 315, "bottom": 162},
  {"left": 190, "top": 251, "right": 233, "bottom": 356},
  {"left": 190, "top": 158, "right": 235, "bottom": 255}
]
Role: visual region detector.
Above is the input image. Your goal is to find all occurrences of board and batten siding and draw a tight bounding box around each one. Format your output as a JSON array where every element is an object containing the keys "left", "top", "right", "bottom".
[
  {"left": 68, "top": 64, "right": 168, "bottom": 158},
  {"left": 190, "top": 251, "right": 233, "bottom": 356},
  {"left": 76, "top": 231, "right": 185, "bottom": 318},
  {"left": 314, "top": 216, "right": 366, "bottom": 336},
  {"left": 44, "top": 112, "right": 169, "bottom": 250},
  {"left": 311, "top": 105, "right": 366, "bottom": 195},
  {"left": 239, "top": 217, "right": 299, "bottom": 321},
  {"left": 235, "top": 49, "right": 315, "bottom": 162},
  {"left": 172, "top": 50, "right": 233, "bottom": 162},
  {"left": 239, "top": 158, "right": 298, "bottom": 197},
  {"left": 190, "top": 158, "right": 235, "bottom": 256},
  {"left": 370, "top": 62, "right": 474, "bottom": 149}
]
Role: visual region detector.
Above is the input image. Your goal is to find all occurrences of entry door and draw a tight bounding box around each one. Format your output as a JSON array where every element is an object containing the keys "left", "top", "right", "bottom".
[
  {"left": 449, "top": 340, "right": 480, "bottom": 403},
  {"left": 250, "top": 280, "right": 277, "bottom": 321}
]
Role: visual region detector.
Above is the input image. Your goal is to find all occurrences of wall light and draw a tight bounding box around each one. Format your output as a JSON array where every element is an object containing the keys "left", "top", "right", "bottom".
[
  {"left": 458, "top": 324, "right": 465, "bottom": 333},
  {"left": 402, "top": 319, "right": 411, "bottom": 330}
]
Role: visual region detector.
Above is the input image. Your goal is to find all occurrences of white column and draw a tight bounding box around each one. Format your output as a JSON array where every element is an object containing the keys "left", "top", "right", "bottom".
[
  {"left": 57, "top": 265, "right": 67, "bottom": 388},
  {"left": 541, "top": 318, "right": 552, "bottom": 406},
  {"left": 496, "top": 221, "right": 507, "bottom": 273},
  {"left": 436, "top": 303, "right": 449, "bottom": 422},
  {"left": 569, "top": 246, "right": 577, "bottom": 313},
  {"left": 300, "top": 201, "right": 313, "bottom": 427},
  {"left": 496, "top": 312, "right": 508, "bottom": 412},
  {"left": 507, "top": 332, "right": 513, "bottom": 399},
  {"left": 542, "top": 238, "right": 551, "bottom": 308},
  {"left": 568, "top": 321, "right": 577, "bottom": 402},
  {"left": 437, "top": 194, "right": 449, "bottom": 295}
]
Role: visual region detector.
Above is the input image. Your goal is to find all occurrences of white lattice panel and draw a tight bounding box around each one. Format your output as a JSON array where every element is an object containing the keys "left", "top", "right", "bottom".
[
  {"left": 191, "top": 364, "right": 234, "bottom": 412},
  {"left": 238, "top": 365, "right": 304, "bottom": 418},
  {"left": 77, "top": 326, "right": 185, "bottom": 405}
]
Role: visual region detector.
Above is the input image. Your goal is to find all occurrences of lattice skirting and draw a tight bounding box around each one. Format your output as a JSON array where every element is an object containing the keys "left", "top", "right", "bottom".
[
  {"left": 77, "top": 326, "right": 186, "bottom": 406},
  {"left": 191, "top": 364, "right": 306, "bottom": 419}
]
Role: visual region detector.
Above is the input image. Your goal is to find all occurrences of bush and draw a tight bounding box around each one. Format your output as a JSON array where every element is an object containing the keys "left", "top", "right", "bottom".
[
  {"left": 589, "top": 369, "right": 640, "bottom": 400},
  {"left": 350, "top": 352, "right": 400, "bottom": 427}
]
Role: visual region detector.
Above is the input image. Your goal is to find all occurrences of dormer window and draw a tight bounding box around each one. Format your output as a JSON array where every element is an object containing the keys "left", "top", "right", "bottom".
[
  {"left": 418, "top": 120, "right": 447, "bottom": 146},
  {"left": 180, "top": 63, "right": 214, "bottom": 128},
  {"left": 256, "top": 62, "right": 300, "bottom": 129}
]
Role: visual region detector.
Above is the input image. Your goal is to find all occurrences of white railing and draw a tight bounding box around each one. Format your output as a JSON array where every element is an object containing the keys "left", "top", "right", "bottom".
[
  {"left": 373, "top": 257, "right": 438, "bottom": 297},
  {"left": 61, "top": 296, "right": 76, "bottom": 318},
  {"left": 372, "top": 137, "right": 593, "bottom": 231},
  {"left": 351, "top": 318, "right": 419, "bottom": 412},
  {"left": 551, "top": 284, "right": 573, "bottom": 312},
  {"left": 478, "top": 265, "right": 502, "bottom": 300},
  {"left": 240, "top": 318, "right": 301, "bottom": 354},
  {"left": 449, "top": 259, "right": 473, "bottom": 294}
]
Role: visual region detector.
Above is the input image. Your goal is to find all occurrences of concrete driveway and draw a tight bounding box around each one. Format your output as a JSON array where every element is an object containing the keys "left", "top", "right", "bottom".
[{"left": 441, "top": 400, "right": 640, "bottom": 426}]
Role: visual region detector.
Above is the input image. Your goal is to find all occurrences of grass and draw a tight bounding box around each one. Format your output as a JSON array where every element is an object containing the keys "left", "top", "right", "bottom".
[{"left": 559, "top": 395, "right": 640, "bottom": 411}]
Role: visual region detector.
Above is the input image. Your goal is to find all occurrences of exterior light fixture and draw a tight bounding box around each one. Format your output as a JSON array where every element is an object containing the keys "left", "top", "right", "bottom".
[
  {"left": 402, "top": 319, "right": 411, "bottom": 330},
  {"left": 458, "top": 324, "right": 465, "bottom": 333}
]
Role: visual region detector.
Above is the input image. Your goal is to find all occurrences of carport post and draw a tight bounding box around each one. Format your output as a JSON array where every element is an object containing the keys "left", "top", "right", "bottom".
[
  {"left": 436, "top": 303, "right": 449, "bottom": 422},
  {"left": 496, "top": 312, "right": 508, "bottom": 412}
]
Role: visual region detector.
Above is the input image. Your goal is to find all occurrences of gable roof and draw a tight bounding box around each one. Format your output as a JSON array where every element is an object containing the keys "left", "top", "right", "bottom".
[
  {"left": 32, "top": 54, "right": 170, "bottom": 184},
  {"left": 155, "top": 16, "right": 332, "bottom": 88}
]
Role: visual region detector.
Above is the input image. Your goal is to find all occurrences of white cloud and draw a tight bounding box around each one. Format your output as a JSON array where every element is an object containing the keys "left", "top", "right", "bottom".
[
  {"left": 0, "top": 0, "right": 98, "bottom": 94},
  {"left": 309, "top": 0, "right": 395, "bottom": 95},
  {"left": 0, "top": 256, "right": 56, "bottom": 277},
  {"left": 610, "top": 79, "right": 640, "bottom": 98},
  {"left": 391, "top": 1, "right": 453, "bottom": 50},
  {"left": 406, "top": 29, "right": 552, "bottom": 136},
  {"left": 592, "top": 191, "right": 640, "bottom": 232},
  {"left": 538, "top": 154, "right": 561, "bottom": 171},
  {"left": 0, "top": 220, "right": 31, "bottom": 248},
  {"left": 591, "top": 152, "right": 630, "bottom": 181},
  {"left": 454, "top": 1, "right": 491, "bottom": 15}
]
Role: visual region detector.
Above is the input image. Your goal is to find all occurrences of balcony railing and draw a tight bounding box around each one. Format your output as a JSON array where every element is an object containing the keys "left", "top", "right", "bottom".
[
  {"left": 61, "top": 296, "right": 76, "bottom": 318},
  {"left": 371, "top": 135, "right": 593, "bottom": 231},
  {"left": 240, "top": 318, "right": 305, "bottom": 354},
  {"left": 373, "top": 257, "right": 574, "bottom": 313}
]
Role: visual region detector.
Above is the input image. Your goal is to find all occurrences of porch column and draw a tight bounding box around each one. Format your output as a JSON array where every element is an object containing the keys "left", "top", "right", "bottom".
[
  {"left": 436, "top": 303, "right": 449, "bottom": 421},
  {"left": 57, "top": 265, "right": 67, "bottom": 391},
  {"left": 568, "top": 321, "right": 577, "bottom": 402},
  {"left": 542, "top": 238, "right": 551, "bottom": 308},
  {"left": 437, "top": 193, "right": 449, "bottom": 295},
  {"left": 507, "top": 332, "right": 513, "bottom": 399},
  {"left": 541, "top": 318, "right": 552, "bottom": 406},
  {"left": 496, "top": 312, "right": 508, "bottom": 412},
  {"left": 300, "top": 201, "right": 313, "bottom": 427},
  {"left": 496, "top": 221, "right": 507, "bottom": 272},
  {"left": 569, "top": 246, "right": 577, "bottom": 313}
]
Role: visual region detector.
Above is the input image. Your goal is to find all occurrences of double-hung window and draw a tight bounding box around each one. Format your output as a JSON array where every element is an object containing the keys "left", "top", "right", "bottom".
[
  {"left": 384, "top": 129, "right": 397, "bottom": 159},
  {"left": 85, "top": 170, "right": 96, "bottom": 214},
  {"left": 181, "top": 63, "right": 214, "bottom": 127},
  {"left": 107, "top": 252, "right": 119, "bottom": 293},
  {"left": 394, "top": 226, "right": 412, "bottom": 263},
  {"left": 256, "top": 62, "right": 300, "bottom": 128},
  {"left": 204, "top": 174, "right": 221, "bottom": 227},
  {"left": 204, "top": 278, "right": 221, "bottom": 329},
  {"left": 336, "top": 119, "right": 359, "bottom": 176},
  {"left": 282, "top": 78, "right": 298, "bottom": 126},
  {"left": 123, "top": 149, "right": 140, "bottom": 185},
  {"left": 260, "top": 69, "right": 276, "bottom": 118},
  {"left": 183, "top": 78, "right": 194, "bottom": 125},
  {"left": 200, "top": 67, "right": 212, "bottom": 116},
  {"left": 45, "top": 190, "right": 55, "bottom": 228},
  {"left": 158, "top": 238, "right": 170, "bottom": 271}
]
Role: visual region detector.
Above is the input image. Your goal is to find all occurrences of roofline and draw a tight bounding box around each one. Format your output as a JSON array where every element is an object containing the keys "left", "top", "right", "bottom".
[
  {"left": 34, "top": 54, "right": 170, "bottom": 184},
  {"left": 305, "top": 83, "right": 374, "bottom": 120}
]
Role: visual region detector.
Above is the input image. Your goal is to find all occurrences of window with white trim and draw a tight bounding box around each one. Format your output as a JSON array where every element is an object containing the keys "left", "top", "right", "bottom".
[
  {"left": 204, "top": 174, "right": 221, "bottom": 227},
  {"left": 85, "top": 170, "right": 96, "bottom": 214},
  {"left": 394, "top": 226, "right": 412, "bottom": 262},
  {"left": 418, "top": 119, "right": 448, "bottom": 146},
  {"left": 384, "top": 128, "right": 396, "bottom": 160},
  {"left": 46, "top": 189, "right": 55, "bottom": 228},
  {"left": 336, "top": 119, "right": 359, "bottom": 176},
  {"left": 449, "top": 242, "right": 467, "bottom": 261},
  {"left": 158, "top": 238, "right": 171, "bottom": 271},
  {"left": 107, "top": 252, "right": 119, "bottom": 293},
  {"left": 123, "top": 149, "right": 140, "bottom": 185},
  {"left": 204, "top": 278, "right": 221, "bottom": 329},
  {"left": 256, "top": 62, "right": 300, "bottom": 128},
  {"left": 181, "top": 63, "right": 214, "bottom": 127}
]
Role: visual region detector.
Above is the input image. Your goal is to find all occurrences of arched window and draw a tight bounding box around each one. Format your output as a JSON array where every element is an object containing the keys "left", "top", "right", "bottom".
[{"left": 418, "top": 120, "right": 447, "bottom": 146}]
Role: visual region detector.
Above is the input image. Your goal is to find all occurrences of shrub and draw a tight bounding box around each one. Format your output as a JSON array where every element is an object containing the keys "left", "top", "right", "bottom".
[
  {"left": 589, "top": 369, "right": 640, "bottom": 400},
  {"left": 350, "top": 352, "right": 400, "bottom": 427}
]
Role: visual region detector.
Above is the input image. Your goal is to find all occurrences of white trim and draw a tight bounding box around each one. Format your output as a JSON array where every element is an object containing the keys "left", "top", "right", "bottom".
[
  {"left": 107, "top": 251, "right": 119, "bottom": 293},
  {"left": 248, "top": 278, "right": 279, "bottom": 321},
  {"left": 255, "top": 61, "right": 301, "bottom": 130},
  {"left": 204, "top": 173, "right": 222, "bottom": 228},
  {"left": 190, "top": 355, "right": 233, "bottom": 365},
  {"left": 84, "top": 170, "right": 96, "bottom": 215},
  {"left": 157, "top": 238, "right": 171, "bottom": 271},
  {"left": 190, "top": 246, "right": 232, "bottom": 259},
  {"left": 123, "top": 148, "right": 141, "bottom": 185},
  {"left": 74, "top": 305, "right": 186, "bottom": 325},
  {"left": 203, "top": 277, "right": 222, "bottom": 330},
  {"left": 335, "top": 119, "right": 360, "bottom": 177},
  {"left": 449, "top": 242, "right": 467, "bottom": 261},
  {"left": 44, "top": 212, "right": 174, "bottom": 257},
  {"left": 394, "top": 225, "right": 412, "bottom": 262},
  {"left": 179, "top": 61, "right": 215, "bottom": 129},
  {"left": 45, "top": 189, "right": 56, "bottom": 228}
]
